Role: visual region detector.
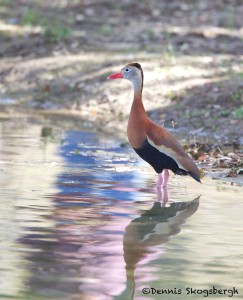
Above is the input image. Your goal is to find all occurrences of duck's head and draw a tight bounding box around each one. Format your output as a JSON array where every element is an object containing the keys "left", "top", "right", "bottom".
[{"left": 107, "top": 62, "right": 143, "bottom": 91}]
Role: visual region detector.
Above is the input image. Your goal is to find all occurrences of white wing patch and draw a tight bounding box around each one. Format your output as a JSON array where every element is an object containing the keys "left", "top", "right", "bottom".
[
  {"left": 141, "top": 210, "right": 186, "bottom": 242},
  {"left": 147, "top": 137, "right": 186, "bottom": 171}
]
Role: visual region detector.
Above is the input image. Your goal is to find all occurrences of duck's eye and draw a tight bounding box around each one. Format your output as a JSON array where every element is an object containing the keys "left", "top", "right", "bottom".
[{"left": 125, "top": 68, "right": 130, "bottom": 72}]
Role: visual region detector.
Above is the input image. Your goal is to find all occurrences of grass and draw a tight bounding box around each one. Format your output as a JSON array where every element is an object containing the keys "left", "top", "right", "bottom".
[
  {"left": 166, "top": 91, "right": 180, "bottom": 101},
  {"left": 0, "top": 0, "right": 11, "bottom": 5},
  {"left": 44, "top": 26, "right": 72, "bottom": 43},
  {"left": 219, "top": 109, "right": 230, "bottom": 117},
  {"left": 223, "top": 5, "right": 236, "bottom": 29},
  {"left": 145, "top": 28, "right": 157, "bottom": 41},
  {"left": 100, "top": 24, "right": 113, "bottom": 35},
  {"left": 21, "top": 7, "right": 72, "bottom": 43},
  {"left": 22, "top": 7, "right": 40, "bottom": 26},
  {"left": 232, "top": 106, "right": 243, "bottom": 119},
  {"left": 230, "top": 90, "right": 243, "bottom": 102}
]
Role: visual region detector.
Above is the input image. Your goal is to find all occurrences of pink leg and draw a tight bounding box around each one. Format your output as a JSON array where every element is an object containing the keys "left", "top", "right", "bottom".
[
  {"left": 161, "top": 187, "right": 168, "bottom": 206},
  {"left": 156, "top": 182, "right": 162, "bottom": 201},
  {"left": 156, "top": 169, "right": 169, "bottom": 205},
  {"left": 157, "top": 169, "right": 169, "bottom": 189},
  {"left": 162, "top": 169, "right": 169, "bottom": 188},
  {"left": 156, "top": 186, "right": 168, "bottom": 205},
  {"left": 157, "top": 173, "right": 163, "bottom": 190}
]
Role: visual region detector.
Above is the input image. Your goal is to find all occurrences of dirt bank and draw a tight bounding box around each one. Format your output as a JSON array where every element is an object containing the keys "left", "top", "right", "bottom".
[{"left": 0, "top": 0, "right": 242, "bottom": 148}]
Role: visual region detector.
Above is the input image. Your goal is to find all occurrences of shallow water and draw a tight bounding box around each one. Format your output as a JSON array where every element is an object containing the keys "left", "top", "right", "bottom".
[{"left": 0, "top": 118, "right": 242, "bottom": 300}]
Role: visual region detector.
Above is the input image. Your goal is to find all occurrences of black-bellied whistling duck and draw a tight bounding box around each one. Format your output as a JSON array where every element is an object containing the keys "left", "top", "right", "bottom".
[{"left": 107, "top": 63, "right": 201, "bottom": 192}]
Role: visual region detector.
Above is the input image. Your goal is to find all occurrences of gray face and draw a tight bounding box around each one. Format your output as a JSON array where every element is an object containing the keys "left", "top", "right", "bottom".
[{"left": 121, "top": 66, "right": 141, "bottom": 82}]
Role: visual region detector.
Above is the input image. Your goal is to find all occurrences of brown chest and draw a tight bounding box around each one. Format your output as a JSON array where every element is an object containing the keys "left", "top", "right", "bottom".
[{"left": 127, "top": 114, "right": 148, "bottom": 149}]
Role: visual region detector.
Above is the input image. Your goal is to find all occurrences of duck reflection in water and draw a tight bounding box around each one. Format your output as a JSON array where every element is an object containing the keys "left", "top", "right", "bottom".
[
  {"left": 116, "top": 195, "right": 200, "bottom": 300},
  {"left": 18, "top": 190, "right": 199, "bottom": 300}
]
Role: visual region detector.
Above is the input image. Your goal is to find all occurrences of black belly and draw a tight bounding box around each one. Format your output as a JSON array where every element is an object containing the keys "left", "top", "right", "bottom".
[{"left": 133, "top": 139, "right": 188, "bottom": 175}]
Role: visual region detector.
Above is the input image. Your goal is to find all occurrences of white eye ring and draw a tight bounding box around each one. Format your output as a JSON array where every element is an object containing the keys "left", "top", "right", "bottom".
[{"left": 124, "top": 68, "right": 130, "bottom": 72}]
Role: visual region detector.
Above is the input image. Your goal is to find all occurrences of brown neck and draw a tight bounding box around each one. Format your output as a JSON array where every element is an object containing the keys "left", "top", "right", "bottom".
[
  {"left": 130, "top": 90, "right": 146, "bottom": 116},
  {"left": 127, "top": 76, "right": 147, "bottom": 149}
]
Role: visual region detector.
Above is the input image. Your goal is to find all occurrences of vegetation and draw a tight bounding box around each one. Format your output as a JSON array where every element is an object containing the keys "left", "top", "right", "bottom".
[{"left": 21, "top": 6, "right": 73, "bottom": 42}]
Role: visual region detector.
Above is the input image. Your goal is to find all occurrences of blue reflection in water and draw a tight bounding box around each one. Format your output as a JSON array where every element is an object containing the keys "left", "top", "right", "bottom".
[
  {"left": 58, "top": 130, "right": 137, "bottom": 203},
  {"left": 21, "top": 129, "right": 141, "bottom": 299},
  {"left": 61, "top": 130, "right": 98, "bottom": 165}
]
